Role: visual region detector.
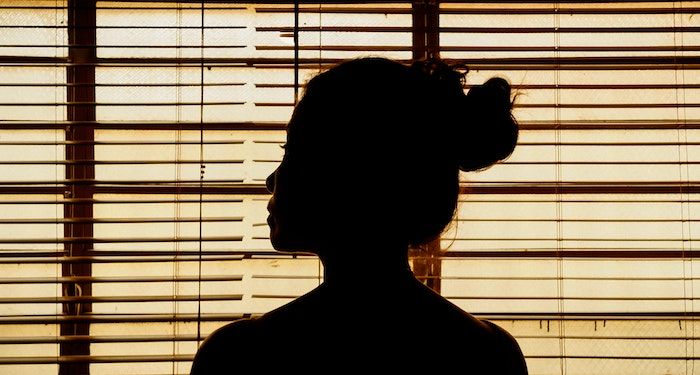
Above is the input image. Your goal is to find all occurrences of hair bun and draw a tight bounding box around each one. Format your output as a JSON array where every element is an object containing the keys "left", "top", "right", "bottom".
[{"left": 456, "top": 77, "right": 518, "bottom": 172}]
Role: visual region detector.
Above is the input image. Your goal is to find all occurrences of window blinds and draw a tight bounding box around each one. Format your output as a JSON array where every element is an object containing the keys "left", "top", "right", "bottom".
[
  {"left": 0, "top": 1, "right": 698, "bottom": 374},
  {"left": 439, "top": 2, "right": 700, "bottom": 374}
]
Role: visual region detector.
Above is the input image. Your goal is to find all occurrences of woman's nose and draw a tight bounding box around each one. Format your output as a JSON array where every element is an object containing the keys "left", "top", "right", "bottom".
[{"left": 266, "top": 170, "right": 276, "bottom": 193}]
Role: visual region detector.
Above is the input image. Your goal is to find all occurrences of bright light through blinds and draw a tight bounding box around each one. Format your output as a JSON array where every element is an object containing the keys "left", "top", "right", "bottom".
[
  {"left": 439, "top": 2, "right": 700, "bottom": 374},
  {"left": 0, "top": 1, "right": 698, "bottom": 375}
]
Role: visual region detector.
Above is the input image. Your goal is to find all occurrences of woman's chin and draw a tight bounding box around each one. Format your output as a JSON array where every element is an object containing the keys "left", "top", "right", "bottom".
[
  {"left": 269, "top": 230, "right": 294, "bottom": 252},
  {"left": 269, "top": 234, "right": 286, "bottom": 251},
  {"left": 267, "top": 217, "right": 285, "bottom": 250},
  {"left": 271, "top": 240, "right": 303, "bottom": 253},
  {"left": 269, "top": 231, "right": 314, "bottom": 254}
]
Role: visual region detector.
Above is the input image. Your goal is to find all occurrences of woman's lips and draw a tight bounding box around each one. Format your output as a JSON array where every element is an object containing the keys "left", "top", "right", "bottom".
[{"left": 266, "top": 199, "right": 276, "bottom": 229}]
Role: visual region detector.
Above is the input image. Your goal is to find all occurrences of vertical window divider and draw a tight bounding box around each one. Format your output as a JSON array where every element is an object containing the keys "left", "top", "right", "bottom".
[
  {"left": 426, "top": 0, "right": 440, "bottom": 60},
  {"left": 412, "top": 0, "right": 426, "bottom": 60},
  {"left": 61, "top": 1, "right": 96, "bottom": 374},
  {"left": 410, "top": 0, "right": 442, "bottom": 293}
]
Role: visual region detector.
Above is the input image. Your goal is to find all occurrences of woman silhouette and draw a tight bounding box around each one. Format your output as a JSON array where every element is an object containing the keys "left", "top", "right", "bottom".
[{"left": 190, "top": 57, "right": 527, "bottom": 374}]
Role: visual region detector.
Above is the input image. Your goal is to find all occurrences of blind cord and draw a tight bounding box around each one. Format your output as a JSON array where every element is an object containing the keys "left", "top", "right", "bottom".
[
  {"left": 554, "top": 3, "right": 566, "bottom": 375},
  {"left": 54, "top": 0, "right": 60, "bottom": 363},
  {"left": 197, "top": 0, "right": 205, "bottom": 347},
  {"left": 173, "top": 3, "right": 183, "bottom": 373},
  {"left": 294, "top": 0, "right": 299, "bottom": 106},
  {"left": 317, "top": 2, "right": 323, "bottom": 287},
  {"left": 681, "top": 0, "right": 695, "bottom": 367},
  {"left": 673, "top": 1, "right": 693, "bottom": 371}
]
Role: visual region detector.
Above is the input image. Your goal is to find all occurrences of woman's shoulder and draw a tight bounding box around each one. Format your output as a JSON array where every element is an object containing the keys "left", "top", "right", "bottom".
[
  {"left": 204, "top": 318, "right": 260, "bottom": 346},
  {"left": 189, "top": 319, "right": 260, "bottom": 375},
  {"left": 424, "top": 296, "right": 527, "bottom": 373},
  {"left": 481, "top": 320, "right": 529, "bottom": 374}
]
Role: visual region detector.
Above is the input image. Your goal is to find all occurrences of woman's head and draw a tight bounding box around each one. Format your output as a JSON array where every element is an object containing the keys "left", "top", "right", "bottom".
[{"left": 266, "top": 57, "right": 517, "bottom": 254}]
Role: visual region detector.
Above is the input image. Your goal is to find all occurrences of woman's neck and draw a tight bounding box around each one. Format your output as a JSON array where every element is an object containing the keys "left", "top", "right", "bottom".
[{"left": 317, "top": 244, "right": 416, "bottom": 290}]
